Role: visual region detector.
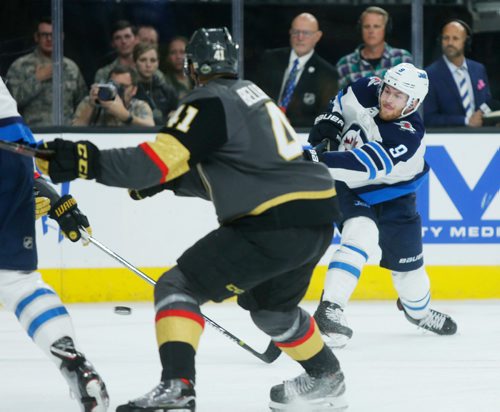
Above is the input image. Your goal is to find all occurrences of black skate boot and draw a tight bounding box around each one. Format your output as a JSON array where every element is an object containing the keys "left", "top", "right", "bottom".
[
  {"left": 314, "top": 301, "right": 353, "bottom": 348},
  {"left": 116, "top": 379, "right": 195, "bottom": 412},
  {"left": 269, "top": 371, "right": 347, "bottom": 411},
  {"left": 50, "top": 336, "right": 109, "bottom": 412},
  {"left": 397, "top": 299, "right": 457, "bottom": 335}
]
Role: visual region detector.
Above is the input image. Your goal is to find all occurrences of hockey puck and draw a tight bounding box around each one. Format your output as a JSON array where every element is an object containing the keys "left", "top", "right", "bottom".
[{"left": 114, "top": 306, "right": 132, "bottom": 315}]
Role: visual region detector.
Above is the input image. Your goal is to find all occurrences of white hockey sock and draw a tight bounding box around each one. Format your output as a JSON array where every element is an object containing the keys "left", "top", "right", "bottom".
[
  {"left": 0, "top": 270, "right": 76, "bottom": 366},
  {"left": 392, "top": 267, "right": 431, "bottom": 320},
  {"left": 323, "top": 243, "right": 368, "bottom": 307}
]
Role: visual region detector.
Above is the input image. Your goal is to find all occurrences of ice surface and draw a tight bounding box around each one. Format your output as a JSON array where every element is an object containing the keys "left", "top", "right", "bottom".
[{"left": 1, "top": 300, "right": 499, "bottom": 411}]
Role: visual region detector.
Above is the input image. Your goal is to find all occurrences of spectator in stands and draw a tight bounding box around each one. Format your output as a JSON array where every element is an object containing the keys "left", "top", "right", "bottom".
[
  {"left": 424, "top": 20, "right": 491, "bottom": 128},
  {"left": 336, "top": 6, "right": 413, "bottom": 90},
  {"left": 6, "top": 17, "right": 87, "bottom": 126},
  {"left": 164, "top": 36, "right": 193, "bottom": 100},
  {"left": 73, "top": 65, "right": 154, "bottom": 127},
  {"left": 254, "top": 12, "right": 338, "bottom": 128},
  {"left": 137, "top": 25, "right": 159, "bottom": 45},
  {"left": 94, "top": 20, "right": 137, "bottom": 83},
  {"left": 133, "top": 43, "right": 178, "bottom": 125}
]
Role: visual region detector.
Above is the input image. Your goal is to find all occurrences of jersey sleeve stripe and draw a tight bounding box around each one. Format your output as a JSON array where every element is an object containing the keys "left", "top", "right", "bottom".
[
  {"left": 360, "top": 145, "right": 384, "bottom": 171},
  {"left": 139, "top": 142, "right": 169, "bottom": 183},
  {"left": 366, "top": 141, "right": 393, "bottom": 174},
  {"left": 352, "top": 148, "right": 376, "bottom": 180}
]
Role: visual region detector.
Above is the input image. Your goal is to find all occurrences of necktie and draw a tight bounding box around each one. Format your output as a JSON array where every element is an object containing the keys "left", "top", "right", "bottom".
[
  {"left": 279, "top": 58, "right": 299, "bottom": 111},
  {"left": 457, "top": 68, "right": 473, "bottom": 118}
]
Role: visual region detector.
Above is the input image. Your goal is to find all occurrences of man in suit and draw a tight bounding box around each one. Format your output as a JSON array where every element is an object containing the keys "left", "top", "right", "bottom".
[
  {"left": 254, "top": 13, "right": 337, "bottom": 128},
  {"left": 424, "top": 20, "right": 492, "bottom": 128}
]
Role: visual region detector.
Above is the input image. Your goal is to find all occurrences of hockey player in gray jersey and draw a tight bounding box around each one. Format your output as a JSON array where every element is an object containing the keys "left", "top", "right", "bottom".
[
  {"left": 305, "top": 63, "right": 457, "bottom": 348},
  {"left": 37, "top": 27, "right": 348, "bottom": 411}
]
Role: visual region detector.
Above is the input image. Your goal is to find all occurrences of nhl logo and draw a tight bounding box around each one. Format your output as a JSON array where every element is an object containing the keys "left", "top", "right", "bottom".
[
  {"left": 23, "top": 236, "right": 33, "bottom": 249},
  {"left": 303, "top": 93, "right": 316, "bottom": 106}
]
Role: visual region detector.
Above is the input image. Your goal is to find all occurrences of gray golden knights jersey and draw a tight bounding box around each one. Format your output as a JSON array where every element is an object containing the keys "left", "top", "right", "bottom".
[{"left": 98, "top": 77, "right": 337, "bottom": 226}]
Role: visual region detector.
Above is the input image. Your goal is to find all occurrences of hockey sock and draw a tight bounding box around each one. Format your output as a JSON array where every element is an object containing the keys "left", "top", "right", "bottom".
[
  {"left": 275, "top": 316, "right": 340, "bottom": 375},
  {"left": 155, "top": 301, "right": 204, "bottom": 383},
  {"left": 323, "top": 243, "right": 368, "bottom": 307},
  {"left": 392, "top": 266, "right": 431, "bottom": 320},
  {"left": 0, "top": 270, "right": 75, "bottom": 366}
]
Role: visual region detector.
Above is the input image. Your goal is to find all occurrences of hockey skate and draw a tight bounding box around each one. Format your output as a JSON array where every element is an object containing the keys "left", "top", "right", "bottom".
[
  {"left": 314, "top": 301, "right": 353, "bottom": 348},
  {"left": 269, "top": 371, "right": 347, "bottom": 411},
  {"left": 397, "top": 299, "right": 457, "bottom": 335},
  {"left": 50, "top": 336, "right": 109, "bottom": 412},
  {"left": 115, "top": 379, "right": 195, "bottom": 412}
]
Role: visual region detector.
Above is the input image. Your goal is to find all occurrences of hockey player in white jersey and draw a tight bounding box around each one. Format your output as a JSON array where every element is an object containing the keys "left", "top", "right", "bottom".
[
  {"left": 0, "top": 77, "right": 109, "bottom": 411},
  {"left": 305, "top": 63, "right": 457, "bottom": 348}
]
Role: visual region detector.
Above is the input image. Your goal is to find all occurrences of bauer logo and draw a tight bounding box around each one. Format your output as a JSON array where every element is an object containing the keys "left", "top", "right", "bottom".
[{"left": 417, "top": 145, "right": 499, "bottom": 244}]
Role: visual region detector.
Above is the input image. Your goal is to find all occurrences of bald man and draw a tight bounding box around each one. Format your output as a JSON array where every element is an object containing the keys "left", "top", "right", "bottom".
[
  {"left": 424, "top": 20, "right": 492, "bottom": 127},
  {"left": 253, "top": 13, "right": 338, "bottom": 128}
]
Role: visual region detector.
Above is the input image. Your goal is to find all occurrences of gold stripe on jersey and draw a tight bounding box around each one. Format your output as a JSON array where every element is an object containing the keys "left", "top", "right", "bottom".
[
  {"left": 156, "top": 313, "right": 204, "bottom": 351},
  {"left": 275, "top": 322, "right": 324, "bottom": 361},
  {"left": 248, "top": 188, "right": 337, "bottom": 216},
  {"left": 144, "top": 133, "right": 191, "bottom": 182}
]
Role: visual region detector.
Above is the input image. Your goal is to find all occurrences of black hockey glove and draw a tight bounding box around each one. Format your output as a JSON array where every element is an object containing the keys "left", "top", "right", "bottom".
[
  {"left": 36, "top": 139, "right": 100, "bottom": 183},
  {"left": 308, "top": 111, "right": 345, "bottom": 152},
  {"left": 128, "top": 183, "right": 169, "bottom": 200},
  {"left": 49, "top": 195, "right": 92, "bottom": 243},
  {"left": 303, "top": 137, "right": 330, "bottom": 163}
]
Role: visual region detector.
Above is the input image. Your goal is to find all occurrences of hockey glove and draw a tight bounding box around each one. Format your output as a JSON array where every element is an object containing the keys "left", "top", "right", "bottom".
[
  {"left": 308, "top": 111, "right": 345, "bottom": 151},
  {"left": 303, "top": 147, "right": 321, "bottom": 163},
  {"left": 49, "top": 195, "right": 92, "bottom": 244},
  {"left": 128, "top": 183, "right": 169, "bottom": 200},
  {"left": 35, "top": 196, "right": 51, "bottom": 220},
  {"left": 36, "top": 139, "right": 100, "bottom": 183}
]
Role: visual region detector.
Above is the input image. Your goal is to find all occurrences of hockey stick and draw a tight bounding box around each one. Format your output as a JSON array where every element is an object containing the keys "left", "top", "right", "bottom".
[
  {"left": 79, "top": 230, "right": 281, "bottom": 364},
  {"left": 0, "top": 139, "right": 54, "bottom": 160}
]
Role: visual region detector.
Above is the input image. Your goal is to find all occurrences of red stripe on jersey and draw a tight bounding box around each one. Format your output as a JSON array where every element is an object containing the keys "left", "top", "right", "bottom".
[
  {"left": 155, "top": 309, "right": 205, "bottom": 328},
  {"left": 275, "top": 317, "right": 316, "bottom": 348},
  {"left": 139, "top": 142, "right": 169, "bottom": 183},
  {"left": 34, "top": 171, "right": 41, "bottom": 179}
]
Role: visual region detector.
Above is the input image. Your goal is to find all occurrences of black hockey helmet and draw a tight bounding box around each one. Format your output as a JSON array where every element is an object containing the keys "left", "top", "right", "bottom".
[{"left": 185, "top": 27, "right": 239, "bottom": 76}]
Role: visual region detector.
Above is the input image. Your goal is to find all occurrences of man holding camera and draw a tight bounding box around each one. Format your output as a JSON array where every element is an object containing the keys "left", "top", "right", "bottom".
[{"left": 73, "top": 65, "right": 154, "bottom": 127}]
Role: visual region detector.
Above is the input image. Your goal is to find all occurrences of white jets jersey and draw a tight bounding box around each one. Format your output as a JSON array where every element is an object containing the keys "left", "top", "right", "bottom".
[{"left": 321, "top": 76, "right": 428, "bottom": 205}]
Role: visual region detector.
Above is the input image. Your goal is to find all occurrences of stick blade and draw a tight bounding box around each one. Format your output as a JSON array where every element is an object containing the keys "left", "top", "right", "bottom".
[{"left": 259, "top": 341, "right": 281, "bottom": 363}]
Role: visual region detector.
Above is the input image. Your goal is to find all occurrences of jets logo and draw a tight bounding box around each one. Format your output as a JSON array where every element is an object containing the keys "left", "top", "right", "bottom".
[
  {"left": 395, "top": 120, "right": 416, "bottom": 133},
  {"left": 367, "top": 77, "right": 382, "bottom": 87}
]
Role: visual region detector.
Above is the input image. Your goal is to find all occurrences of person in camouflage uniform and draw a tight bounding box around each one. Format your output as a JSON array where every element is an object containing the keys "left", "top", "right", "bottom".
[
  {"left": 6, "top": 17, "right": 87, "bottom": 126},
  {"left": 164, "top": 36, "right": 193, "bottom": 100},
  {"left": 94, "top": 20, "right": 138, "bottom": 84},
  {"left": 73, "top": 65, "right": 154, "bottom": 127}
]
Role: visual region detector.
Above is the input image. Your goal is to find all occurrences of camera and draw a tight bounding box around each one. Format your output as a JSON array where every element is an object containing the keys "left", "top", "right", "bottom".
[{"left": 96, "top": 81, "right": 122, "bottom": 101}]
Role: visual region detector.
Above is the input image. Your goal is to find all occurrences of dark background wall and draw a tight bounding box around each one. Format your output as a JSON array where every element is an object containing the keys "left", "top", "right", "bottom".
[{"left": 0, "top": 1, "right": 499, "bottom": 98}]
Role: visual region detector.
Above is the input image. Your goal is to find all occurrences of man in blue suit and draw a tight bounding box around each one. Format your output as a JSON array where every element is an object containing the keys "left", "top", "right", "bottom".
[{"left": 424, "top": 20, "right": 491, "bottom": 128}]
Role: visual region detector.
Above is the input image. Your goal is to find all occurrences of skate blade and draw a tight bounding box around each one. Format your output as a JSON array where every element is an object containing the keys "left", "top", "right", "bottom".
[
  {"left": 116, "top": 407, "right": 192, "bottom": 412},
  {"left": 85, "top": 379, "right": 109, "bottom": 412},
  {"left": 269, "top": 393, "right": 348, "bottom": 411},
  {"left": 324, "top": 333, "right": 351, "bottom": 349}
]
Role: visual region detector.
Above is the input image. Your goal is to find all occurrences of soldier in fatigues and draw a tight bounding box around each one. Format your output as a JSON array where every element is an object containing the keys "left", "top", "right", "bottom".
[
  {"left": 6, "top": 17, "right": 87, "bottom": 126},
  {"left": 37, "top": 28, "right": 348, "bottom": 411}
]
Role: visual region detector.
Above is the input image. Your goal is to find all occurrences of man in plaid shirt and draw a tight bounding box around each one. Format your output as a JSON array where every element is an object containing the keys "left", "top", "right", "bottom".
[{"left": 336, "top": 6, "right": 413, "bottom": 89}]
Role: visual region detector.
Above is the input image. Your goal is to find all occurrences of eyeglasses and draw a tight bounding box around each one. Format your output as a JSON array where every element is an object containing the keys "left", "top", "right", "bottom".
[{"left": 290, "top": 29, "right": 317, "bottom": 38}]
